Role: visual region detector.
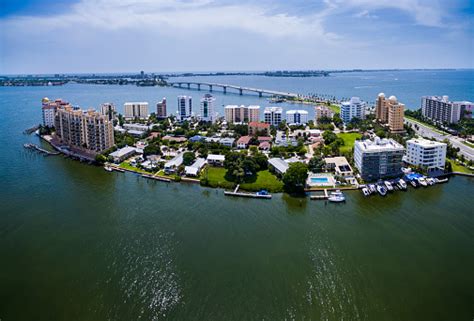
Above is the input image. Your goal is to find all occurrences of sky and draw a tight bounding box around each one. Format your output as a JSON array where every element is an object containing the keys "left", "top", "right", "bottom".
[{"left": 0, "top": 0, "right": 473, "bottom": 74}]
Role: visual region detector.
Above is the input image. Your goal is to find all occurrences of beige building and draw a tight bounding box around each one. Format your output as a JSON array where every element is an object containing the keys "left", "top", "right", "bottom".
[
  {"left": 376, "top": 93, "right": 405, "bottom": 133},
  {"left": 314, "top": 105, "right": 334, "bottom": 123},
  {"left": 224, "top": 105, "right": 260, "bottom": 123},
  {"left": 55, "top": 105, "right": 114, "bottom": 153},
  {"left": 124, "top": 102, "right": 149, "bottom": 119},
  {"left": 156, "top": 98, "right": 167, "bottom": 118}
]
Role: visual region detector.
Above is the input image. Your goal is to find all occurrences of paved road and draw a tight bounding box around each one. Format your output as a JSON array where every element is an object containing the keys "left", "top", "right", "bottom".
[{"left": 405, "top": 118, "right": 474, "bottom": 161}]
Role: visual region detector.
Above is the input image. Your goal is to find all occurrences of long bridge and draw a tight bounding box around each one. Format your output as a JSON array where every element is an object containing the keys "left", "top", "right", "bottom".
[{"left": 168, "top": 81, "right": 299, "bottom": 98}]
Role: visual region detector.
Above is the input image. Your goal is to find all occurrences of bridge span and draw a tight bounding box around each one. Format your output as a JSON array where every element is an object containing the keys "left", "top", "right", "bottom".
[{"left": 168, "top": 81, "right": 299, "bottom": 98}]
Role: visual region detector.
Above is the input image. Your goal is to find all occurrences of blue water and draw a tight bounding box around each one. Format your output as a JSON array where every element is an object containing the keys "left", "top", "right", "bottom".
[{"left": 311, "top": 177, "right": 330, "bottom": 183}]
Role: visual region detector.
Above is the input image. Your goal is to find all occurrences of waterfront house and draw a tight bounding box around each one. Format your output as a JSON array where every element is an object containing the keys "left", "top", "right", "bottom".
[
  {"left": 268, "top": 158, "right": 290, "bottom": 175},
  {"left": 185, "top": 158, "right": 206, "bottom": 177},
  {"left": 207, "top": 154, "right": 225, "bottom": 166},
  {"left": 324, "top": 156, "right": 353, "bottom": 177},
  {"left": 164, "top": 152, "right": 184, "bottom": 174},
  {"left": 189, "top": 135, "right": 205, "bottom": 143},
  {"left": 109, "top": 146, "right": 137, "bottom": 163}
]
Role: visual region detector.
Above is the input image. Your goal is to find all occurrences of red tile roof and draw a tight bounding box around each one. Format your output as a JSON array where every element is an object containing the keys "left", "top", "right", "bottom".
[
  {"left": 248, "top": 122, "right": 269, "bottom": 128},
  {"left": 237, "top": 135, "right": 252, "bottom": 145}
]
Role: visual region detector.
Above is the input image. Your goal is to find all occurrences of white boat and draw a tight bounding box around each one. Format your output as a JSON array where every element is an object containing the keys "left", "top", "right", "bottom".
[
  {"left": 398, "top": 179, "right": 407, "bottom": 190},
  {"left": 362, "top": 187, "right": 370, "bottom": 196},
  {"left": 426, "top": 178, "right": 435, "bottom": 185},
  {"left": 104, "top": 165, "right": 113, "bottom": 172},
  {"left": 328, "top": 190, "right": 346, "bottom": 202},
  {"left": 377, "top": 185, "right": 387, "bottom": 196},
  {"left": 384, "top": 181, "right": 394, "bottom": 191},
  {"left": 434, "top": 177, "right": 449, "bottom": 184},
  {"left": 417, "top": 177, "right": 428, "bottom": 187},
  {"left": 369, "top": 184, "right": 377, "bottom": 193}
]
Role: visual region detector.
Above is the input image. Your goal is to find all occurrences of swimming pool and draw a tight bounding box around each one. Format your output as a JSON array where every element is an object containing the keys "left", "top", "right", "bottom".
[{"left": 310, "top": 177, "right": 329, "bottom": 183}]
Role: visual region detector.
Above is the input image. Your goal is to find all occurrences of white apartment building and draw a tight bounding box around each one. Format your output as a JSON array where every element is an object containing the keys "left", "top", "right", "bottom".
[
  {"left": 340, "top": 97, "right": 365, "bottom": 123},
  {"left": 264, "top": 107, "right": 283, "bottom": 127},
  {"left": 286, "top": 110, "right": 309, "bottom": 125},
  {"left": 41, "top": 97, "right": 70, "bottom": 128},
  {"left": 177, "top": 95, "right": 192, "bottom": 120},
  {"left": 224, "top": 105, "right": 260, "bottom": 123},
  {"left": 124, "top": 102, "right": 149, "bottom": 119},
  {"left": 200, "top": 94, "right": 216, "bottom": 122},
  {"left": 405, "top": 138, "right": 446, "bottom": 170},
  {"left": 421, "top": 96, "right": 462, "bottom": 124}
]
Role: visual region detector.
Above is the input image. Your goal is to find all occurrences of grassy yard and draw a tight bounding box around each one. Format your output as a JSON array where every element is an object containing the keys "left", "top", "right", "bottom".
[
  {"left": 240, "top": 170, "right": 284, "bottom": 193},
  {"left": 337, "top": 132, "right": 362, "bottom": 153},
  {"left": 119, "top": 161, "right": 149, "bottom": 174},
  {"left": 329, "top": 104, "right": 340, "bottom": 113},
  {"left": 203, "top": 167, "right": 284, "bottom": 192},
  {"left": 447, "top": 159, "right": 474, "bottom": 174}
]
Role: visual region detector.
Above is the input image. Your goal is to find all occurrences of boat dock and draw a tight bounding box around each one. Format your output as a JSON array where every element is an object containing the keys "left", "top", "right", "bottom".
[
  {"left": 224, "top": 185, "right": 272, "bottom": 199},
  {"left": 310, "top": 189, "right": 329, "bottom": 200},
  {"left": 142, "top": 173, "right": 171, "bottom": 182},
  {"left": 23, "top": 143, "right": 60, "bottom": 156},
  {"left": 23, "top": 125, "right": 40, "bottom": 135}
]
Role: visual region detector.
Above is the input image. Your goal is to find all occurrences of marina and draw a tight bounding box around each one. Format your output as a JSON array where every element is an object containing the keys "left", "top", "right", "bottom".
[{"left": 23, "top": 143, "right": 60, "bottom": 156}]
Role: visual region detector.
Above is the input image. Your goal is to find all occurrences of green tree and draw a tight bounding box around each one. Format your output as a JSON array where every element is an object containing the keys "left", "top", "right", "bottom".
[
  {"left": 308, "top": 155, "right": 325, "bottom": 173},
  {"left": 95, "top": 154, "right": 107, "bottom": 164},
  {"left": 322, "top": 130, "right": 338, "bottom": 145},
  {"left": 282, "top": 162, "right": 309, "bottom": 194},
  {"left": 183, "top": 151, "right": 196, "bottom": 166}
]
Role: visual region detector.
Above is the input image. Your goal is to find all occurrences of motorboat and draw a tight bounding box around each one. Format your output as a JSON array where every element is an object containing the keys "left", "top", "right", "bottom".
[
  {"left": 426, "top": 178, "right": 435, "bottom": 185},
  {"left": 104, "top": 165, "right": 113, "bottom": 172},
  {"left": 377, "top": 184, "right": 387, "bottom": 196},
  {"left": 398, "top": 179, "right": 407, "bottom": 190},
  {"left": 384, "top": 181, "right": 394, "bottom": 191},
  {"left": 369, "top": 184, "right": 377, "bottom": 194},
  {"left": 434, "top": 177, "right": 449, "bottom": 184},
  {"left": 362, "top": 187, "right": 370, "bottom": 196},
  {"left": 328, "top": 190, "right": 346, "bottom": 202},
  {"left": 410, "top": 179, "right": 419, "bottom": 188},
  {"left": 417, "top": 177, "right": 428, "bottom": 187}
]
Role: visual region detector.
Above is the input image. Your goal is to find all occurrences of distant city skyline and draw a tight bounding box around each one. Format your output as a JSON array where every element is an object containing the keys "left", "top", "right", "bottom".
[{"left": 1, "top": 0, "right": 473, "bottom": 74}]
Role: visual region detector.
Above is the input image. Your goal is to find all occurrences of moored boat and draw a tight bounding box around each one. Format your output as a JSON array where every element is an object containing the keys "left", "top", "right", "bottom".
[
  {"left": 104, "top": 165, "right": 113, "bottom": 172},
  {"left": 328, "top": 190, "right": 346, "bottom": 202},
  {"left": 426, "top": 178, "right": 435, "bottom": 185},
  {"left": 377, "top": 184, "right": 387, "bottom": 196},
  {"left": 369, "top": 184, "right": 377, "bottom": 193},
  {"left": 410, "top": 179, "right": 419, "bottom": 188},
  {"left": 362, "top": 187, "right": 370, "bottom": 196},
  {"left": 398, "top": 179, "right": 407, "bottom": 190},
  {"left": 384, "top": 181, "right": 394, "bottom": 191},
  {"left": 417, "top": 177, "right": 428, "bottom": 187}
]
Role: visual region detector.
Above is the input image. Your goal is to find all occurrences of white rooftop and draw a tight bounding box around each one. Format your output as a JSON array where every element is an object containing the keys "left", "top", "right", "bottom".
[
  {"left": 268, "top": 158, "right": 290, "bottom": 174},
  {"left": 207, "top": 154, "right": 225, "bottom": 161},
  {"left": 355, "top": 138, "right": 404, "bottom": 153},
  {"left": 109, "top": 146, "right": 136, "bottom": 158},
  {"left": 124, "top": 102, "right": 149, "bottom": 105},
  {"left": 286, "top": 110, "right": 308, "bottom": 115},
  {"left": 407, "top": 138, "right": 447, "bottom": 148}
]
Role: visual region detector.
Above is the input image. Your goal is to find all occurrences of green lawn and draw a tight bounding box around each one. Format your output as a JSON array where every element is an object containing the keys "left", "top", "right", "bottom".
[
  {"left": 119, "top": 161, "right": 149, "bottom": 174},
  {"left": 203, "top": 167, "right": 284, "bottom": 192},
  {"left": 240, "top": 170, "right": 284, "bottom": 193},
  {"left": 462, "top": 141, "right": 474, "bottom": 148},
  {"left": 329, "top": 104, "right": 340, "bottom": 113},
  {"left": 447, "top": 159, "right": 474, "bottom": 174},
  {"left": 337, "top": 132, "right": 362, "bottom": 153}
]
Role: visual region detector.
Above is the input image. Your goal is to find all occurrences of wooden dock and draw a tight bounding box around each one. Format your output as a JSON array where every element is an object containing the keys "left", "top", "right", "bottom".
[
  {"left": 142, "top": 174, "right": 171, "bottom": 182},
  {"left": 23, "top": 143, "right": 60, "bottom": 156},
  {"left": 310, "top": 189, "right": 329, "bottom": 200},
  {"left": 224, "top": 184, "right": 272, "bottom": 199}
]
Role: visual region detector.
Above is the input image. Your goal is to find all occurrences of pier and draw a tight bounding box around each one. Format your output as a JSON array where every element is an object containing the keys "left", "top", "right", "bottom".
[
  {"left": 23, "top": 143, "right": 60, "bottom": 156},
  {"left": 310, "top": 189, "right": 329, "bottom": 200},
  {"left": 169, "top": 81, "right": 298, "bottom": 98},
  {"left": 23, "top": 125, "right": 40, "bottom": 135},
  {"left": 224, "top": 185, "right": 272, "bottom": 199}
]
